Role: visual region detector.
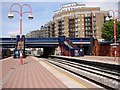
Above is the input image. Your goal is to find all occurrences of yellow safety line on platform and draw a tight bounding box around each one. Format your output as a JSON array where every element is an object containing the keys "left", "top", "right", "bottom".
[{"left": 33, "top": 56, "right": 89, "bottom": 89}]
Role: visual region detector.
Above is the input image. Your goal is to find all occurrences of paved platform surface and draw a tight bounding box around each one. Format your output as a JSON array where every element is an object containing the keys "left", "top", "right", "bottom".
[
  {"left": 53, "top": 55, "right": 120, "bottom": 65},
  {"left": 1, "top": 56, "right": 67, "bottom": 88},
  {"left": 0, "top": 56, "right": 102, "bottom": 89}
]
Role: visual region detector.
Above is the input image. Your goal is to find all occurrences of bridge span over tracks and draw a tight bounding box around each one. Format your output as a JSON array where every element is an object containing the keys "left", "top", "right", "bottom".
[{"left": 0, "top": 35, "right": 93, "bottom": 57}]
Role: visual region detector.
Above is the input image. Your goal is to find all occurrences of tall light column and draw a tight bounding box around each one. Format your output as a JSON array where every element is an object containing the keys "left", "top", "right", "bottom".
[
  {"left": 8, "top": 3, "right": 33, "bottom": 64},
  {"left": 106, "top": 10, "right": 120, "bottom": 61}
]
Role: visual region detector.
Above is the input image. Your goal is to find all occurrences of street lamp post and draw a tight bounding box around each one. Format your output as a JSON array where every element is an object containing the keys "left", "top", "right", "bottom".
[
  {"left": 8, "top": 3, "right": 33, "bottom": 64},
  {"left": 106, "top": 10, "right": 120, "bottom": 61}
]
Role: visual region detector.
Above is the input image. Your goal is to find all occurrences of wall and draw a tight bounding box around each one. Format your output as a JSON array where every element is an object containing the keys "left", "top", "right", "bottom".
[{"left": 93, "top": 39, "right": 120, "bottom": 57}]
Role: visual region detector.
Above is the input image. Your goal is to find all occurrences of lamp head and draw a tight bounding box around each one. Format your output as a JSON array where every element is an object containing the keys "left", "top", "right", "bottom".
[
  {"left": 105, "top": 16, "right": 110, "bottom": 22},
  {"left": 28, "top": 13, "right": 33, "bottom": 20},
  {"left": 8, "top": 12, "right": 14, "bottom": 19}
]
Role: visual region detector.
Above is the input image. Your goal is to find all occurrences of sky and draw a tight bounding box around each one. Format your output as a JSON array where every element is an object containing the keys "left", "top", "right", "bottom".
[{"left": 0, "top": 0, "right": 120, "bottom": 37}]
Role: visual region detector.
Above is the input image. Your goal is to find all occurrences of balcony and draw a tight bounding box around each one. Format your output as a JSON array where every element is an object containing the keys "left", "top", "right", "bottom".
[
  {"left": 62, "top": 27, "right": 64, "bottom": 30},
  {"left": 94, "top": 24, "right": 96, "bottom": 26},
  {"left": 58, "top": 20, "right": 61, "bottom": 22},
  {"left": 51, "top": 27, "right": 55, "bottom": 29},
  {"left": 69, "top": 30, "right": 75, "bottom": 33},
  {"left": 69, "top": 25, "right": 75, "bottom": 28},
  {"left": 58, "top": 27, "right": 62, "bottom": 30},
  {"left": 85, "top": 16, "right": 92, "bottom": 18},
  {"left": 58, "top": 24, "right": 62, "bottom": 26},
  {"left": 52, "top": 33, "right": 55, "bottom": 36},
  {"left": 85, "top": 20, "right": 92, "bottom": 22},
  {"left": 85, "top": 24, "right": 92, "bottom": 27},
  {"left": 86, "top": 29, "right": 92, "bottom": 31},
  {"left": 52, "top": 30, "right": 55, "bottom": 32},
  {"left": 87, "top": 33, "right": 93, "bottom": 36},
  {"left": 88, "top": 29, "right": 92, "bottom": 31},
  {"left": 93, "top": 19, "right": 96, "bottom": 22},
  {"left": 69, "top": 21, "right": 75, "bottom": 24},
  {"left": 58, "top": 32, "right": 62, "bottom": 35},
  {"left": 69, "top": 34, "right": 75, "bottom": 37},
  {"left": 93, "top": 15, "right": 96, "bottom": 17},
  {"left": 69, "top": 17, "right": 74, "bottom": 20}
]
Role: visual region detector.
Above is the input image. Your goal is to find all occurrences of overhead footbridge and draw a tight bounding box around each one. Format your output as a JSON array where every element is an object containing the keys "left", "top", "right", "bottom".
[{"left": 0, "top": 35, "right": 93, "bottom": 57}]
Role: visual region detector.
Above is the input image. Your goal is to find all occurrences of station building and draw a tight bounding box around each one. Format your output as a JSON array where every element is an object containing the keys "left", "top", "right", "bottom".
[{"left": 26, "top": 2, "right": 108, "bottom": 39}]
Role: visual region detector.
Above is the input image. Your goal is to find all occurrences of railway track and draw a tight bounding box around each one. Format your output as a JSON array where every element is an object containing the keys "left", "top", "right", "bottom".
[{"left": 41, "top": 57, "right": 120, "bottom": 89}]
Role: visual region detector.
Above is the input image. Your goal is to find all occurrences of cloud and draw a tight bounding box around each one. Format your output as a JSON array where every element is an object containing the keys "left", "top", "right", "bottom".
[{"left": 7, "top": 30, "right": 19, "bottom": 36}]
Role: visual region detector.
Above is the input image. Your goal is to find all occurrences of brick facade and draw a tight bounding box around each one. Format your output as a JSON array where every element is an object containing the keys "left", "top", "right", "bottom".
[{"left": 93, "top": 39, "right": 120, "bottom": 57}]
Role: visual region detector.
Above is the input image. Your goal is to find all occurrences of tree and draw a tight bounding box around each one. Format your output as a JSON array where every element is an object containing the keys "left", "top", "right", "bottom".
[{"left": 101, "top": 19, "right": 120, "bottom": 41}]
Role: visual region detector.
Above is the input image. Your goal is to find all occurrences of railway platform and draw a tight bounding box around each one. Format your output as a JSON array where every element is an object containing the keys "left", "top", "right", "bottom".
[
  {"left": 52, "top": 55, "right": 120, "bottom": 65},
  {"left": 0, "top": 56, "right": 101, "bottom": 89}
]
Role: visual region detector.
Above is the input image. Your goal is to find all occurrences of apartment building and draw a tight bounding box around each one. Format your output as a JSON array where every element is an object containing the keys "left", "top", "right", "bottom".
[
  {"left": 26, "top": 2, "right": 108, "bottom": 39},
  {"left": 26, "top": 30, "right": 40, "bottom": 37},
  {"left": 40, "top": 21, "right": 55, "bottom": 37}
]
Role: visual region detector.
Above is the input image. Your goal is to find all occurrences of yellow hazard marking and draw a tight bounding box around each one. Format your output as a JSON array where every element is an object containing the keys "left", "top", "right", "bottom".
[{"left": 33, "top": 56, "right": 89, "bottom": 89}]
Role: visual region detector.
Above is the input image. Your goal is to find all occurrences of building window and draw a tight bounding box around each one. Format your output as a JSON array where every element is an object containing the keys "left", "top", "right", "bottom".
[
  {"left": 97, "top": 22, "right": 98, "bottom": 24},
  {"left": 96, "top": 14, "right": 98, "bottom": 15},
  {"left": 97, "top": 27, "right": 99, "bottom": 29},
  {"left": 79, "top": 23, "right": 80, "bottom": 25},
  {"left": 82, "top": 23, "right": 84, "bottom": 25},
  {"left": 76, "top": 32, "right": 78, "bottom": 35},
  {"left": 97, "top": 31, "right": 99, "bottom": 33},
  {"left": 76, "top": 35, "right": 78, "bottom": 37},
  {"left": 82, "top": 19, "right": 84, "bottom": 21},
  {"left": 79, "top": 28, "right": 81, "bottom": 30},
  {"left": 75, "top": 20, "right": 78, "bottom": 22},
  {"left": 81, "top": 15, "right": 84, "bottom": 17},
  {"left": 82, "top": 27, "right": 84, "bottom": 29},
  {"left": 94, "top": 31, "right": 96, "bottom": 34},
  {"left": 105, "top": 13, "right": 106, "bottom": 16},
  {"left": 97, "top": 35, "right": 99, "bottom": 38},
  {"left": 76, "top": 28, "right": 78, "bottom": 31},
  {"left": 82, "top": 32, "right": 84, "bottom": 34},
  {"left": 101, "top": 13, "right": 103, "bottom": 16},
  {"left": 75, "top": 15, "right": 77, "bottom": 18},
  {"left": 78, "top": 15, "right": 80, "bottom": 17},
  {"left": 97, "top": 18, "right": 98, "bottom": 20},
  {"left": 78, "top": 19, "right": 80, "bottom": 21},
  {"left": 88, "top": 14, "right": 90, "bottom": 16},
  {"left": 93, "top": 12, "right": 95, "bottom": 16},
  {"left": 101, "top": 22, "right": 103, "bottom": 24},
  {"left": 101, "top": 18, "right": 103, "bottom": 20},
  {"left": 82, "top": 10, "right": 83, "bottom": 12}
]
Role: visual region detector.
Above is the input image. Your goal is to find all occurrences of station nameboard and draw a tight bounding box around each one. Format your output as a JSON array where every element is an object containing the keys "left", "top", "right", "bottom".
[{"left": 110, "top": 43, "right": 119, "bottom": 46}]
